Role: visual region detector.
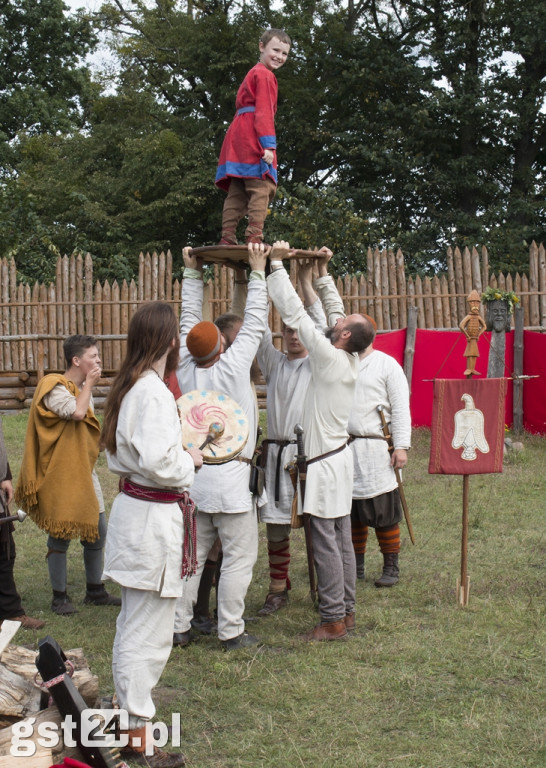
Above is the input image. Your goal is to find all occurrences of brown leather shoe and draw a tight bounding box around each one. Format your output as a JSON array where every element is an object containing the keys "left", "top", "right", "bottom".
[
  {"left": 300, "top": 619, "right": 348, "bottom": 642},
  {"left": 10, "top": 614, "right": 46, "bottom": 630},
  {"left": 121, "top": 725, "right": 186, "bottom": 767},
  {"left": 257, "top": 590, "right": 288, "bottom": 616},
  {"left": 127, "top": 748, "right": 186, "bottom": 767},
  {"left": 344, "top": 612, "right": 356, "bottom": 631}
]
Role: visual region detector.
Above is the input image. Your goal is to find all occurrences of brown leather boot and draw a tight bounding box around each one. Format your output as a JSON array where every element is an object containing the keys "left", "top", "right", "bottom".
[
  {"left": 300, "top": 619, "right": 348, "bottom": 642},
  {"left": 374, "top": 553, "right": 400, "bottom": 587},
  {"left": 257, "top": 590, "right": 288, "bottom": 616},
  {"left": 10, "top": 614, "right": 46, "bottom": 630},
  {"left": 121, "top": 725, "right": 186, "bottom": 767},
  {"left": 344, "top": 612, "right": 356, "bottom": 631}
]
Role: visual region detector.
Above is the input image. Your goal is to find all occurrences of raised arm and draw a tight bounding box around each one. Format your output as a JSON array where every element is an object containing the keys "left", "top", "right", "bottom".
[
  {"left": 313, "top": 248, "right": 345, "bottom": 326},
  {"left": 180, "top": 247, "right": 205, "bottom": 340},
  {"left": 297, "top": 259, "right": 327, "bottom": 330}
]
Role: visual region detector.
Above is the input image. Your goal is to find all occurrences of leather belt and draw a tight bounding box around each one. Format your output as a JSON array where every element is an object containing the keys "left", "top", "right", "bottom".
[
  {"left": 262, "top": 438, "right": 295, "bottom": 502},
  {"left": 347, "top": 434, "right": 388, "bottom": 443},
  {"left": 307, "top": 441, "right": 348, "bottom": 466}
]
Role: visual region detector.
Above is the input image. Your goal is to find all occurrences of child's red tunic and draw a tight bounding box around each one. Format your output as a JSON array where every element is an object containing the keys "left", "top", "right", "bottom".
[{"left": 215, "top": 62, "right": 278, "bottom": 191}]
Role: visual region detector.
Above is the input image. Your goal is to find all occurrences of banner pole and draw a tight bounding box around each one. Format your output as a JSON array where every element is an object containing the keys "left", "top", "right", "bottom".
[{"left": 458, "top": 474, "right": 470, "bottom": 606}]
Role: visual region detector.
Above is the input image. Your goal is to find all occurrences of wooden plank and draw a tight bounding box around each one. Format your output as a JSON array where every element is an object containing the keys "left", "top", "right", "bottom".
[
  {"left": 138, "top": 252, "right": 144, "bottom": 303},
  {"left": 538, "top": 243, "right": 546, "bottom": 327},
  {"left": 432, "top": 275, "right": 443, "bottom": 327},
  {"left": 14, "top": 284, "right": 23, "bottom": 371},
  {"left": 189, "top": 245, "right": 326, "bottom": 264},
  {"left": 55, "top": 259, "right": 63, "bottom": 366},
  {"left": 76, "top": 253, "right": 84, "bottom": 333},
  {"left": 101, "top": 281, "right": 112, "bottom": 370},
  {"left": 404, "top": 306, "right": 418, "bottom": 393},
  {"left": 0, "top": 620, "right": 20, "bottom": 656},
  {"left": 144, "top": 252, "right": 152, "bottom": 302},
  {"left": 84, "top": 253, "right": 94, "bottom": 335},
  {"left": 0, "top": 750, "right": 53, "bottom": 768},
  {"left": 513, "top": 305, "right": 524, "bottom": 434},
  {"left": 387, "top": 249, "right": 398, "bottom": 329},
  {"left": 481, "top": 245, "right": 489, "bottom": 292},
  {"left": 471, "top": 247, "right": 482, "bottom": 293},
  {"left": 440, "top": 275, "right": 450, "bottom": 329},
  {"left": 462, "top": 246, "right": 472, "bottom": 296},
  {"left": 395, "top": 248, "right": 406, "bottom": 328},
  {"left": 151, "top": 251, "right": 159, "bottom": 300},
  {"left": 69, "top": 253, "right": 77, "bottom": 333},
  {"left": 1, "top": 258, "right": 11, "bottom": 371},
  {"left": 380, "top": 249, "right": 390, "bottom": 330},
  {"left": 158, "top": 250, "right": 166, "bottom": 301},
  {"left": 446, "top": 247, "right": 458, "bottom": 328},
  {"left": 47, "top": 284, "right": 57, "bottom": 372},
  {"left": 166, "top": 250, "right": 173, "bottom": 302},
  {"left": 529, "top": 241, "right": 540, "bottom": 327},
  {"left": 93, "top": 281, "right": 102, "bottom": 339},
  {"left": 423, "top": 276, "right": 434, "bottom": 328},
  {"left": 521, "top": 274, "right": 530, "bottom": 326},
  {"left": 111, "top": 281, "right": 121, "bottom": 370},
  {"left": 453, "top": 247, "right": 465, "bottom": 322}
]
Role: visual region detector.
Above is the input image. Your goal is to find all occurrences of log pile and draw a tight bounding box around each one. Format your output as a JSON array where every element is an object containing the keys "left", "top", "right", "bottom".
[
  {"left": 0, "top": 620, "right": 99, "bottom": 766},
  {"left": 0, "top": 372, "right": 28, "bottom": 412}
]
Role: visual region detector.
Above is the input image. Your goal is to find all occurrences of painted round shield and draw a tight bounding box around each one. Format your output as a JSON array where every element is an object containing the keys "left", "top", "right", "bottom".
[{"left": 176, "top": 389, "right": 249, "bottom": 464}]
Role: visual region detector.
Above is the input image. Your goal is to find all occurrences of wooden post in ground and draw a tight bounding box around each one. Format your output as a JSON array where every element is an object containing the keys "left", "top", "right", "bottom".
[
  {"left": 513, "top": 305, "right": 524, "bottom": 434},
  {"left": 455, "top": 289, "right": 486, "bottom": 607},
  {"left": 458, "top": 474, "right": 470, "bottom": 606},
  {"left": 404, "top": 305, "right": 418, "bottom": 395}
]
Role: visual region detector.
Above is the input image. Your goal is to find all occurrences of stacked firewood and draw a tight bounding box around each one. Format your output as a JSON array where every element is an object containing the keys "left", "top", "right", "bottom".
[{"left": 0, "top": 620, "right": 99, "bottom": 766}]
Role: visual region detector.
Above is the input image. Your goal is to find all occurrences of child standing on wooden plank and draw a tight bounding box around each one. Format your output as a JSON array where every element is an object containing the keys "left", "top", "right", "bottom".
[{"left": 216, "top": 28, "right": 291, "bottom": 245}]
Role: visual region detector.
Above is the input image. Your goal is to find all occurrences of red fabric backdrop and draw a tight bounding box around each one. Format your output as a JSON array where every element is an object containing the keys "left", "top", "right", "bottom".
[{"left": 373, "top": 329, "right": 545, "bottom": 434}]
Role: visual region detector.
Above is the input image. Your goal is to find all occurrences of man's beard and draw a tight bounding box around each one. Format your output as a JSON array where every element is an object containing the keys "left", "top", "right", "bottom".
[{"left": 324, "top": 325, "right": 337, "bottom": 343}]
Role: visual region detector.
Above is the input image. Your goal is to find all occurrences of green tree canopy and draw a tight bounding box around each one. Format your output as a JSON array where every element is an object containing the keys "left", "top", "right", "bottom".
[{"left": 0, "top": 0, "right": 544, "bottom": 280}]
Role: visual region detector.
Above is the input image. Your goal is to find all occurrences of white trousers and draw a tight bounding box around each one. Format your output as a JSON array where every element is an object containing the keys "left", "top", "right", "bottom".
[
  {"left": 174, "top": 507, "right": 258, "bottom": 641},
  {"left": 113, "top": 586, "right": 176, "bottom": 725}
]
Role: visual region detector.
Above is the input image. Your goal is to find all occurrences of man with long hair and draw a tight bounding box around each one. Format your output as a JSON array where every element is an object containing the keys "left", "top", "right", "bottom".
[{"left": 102, "top": 301, "right": 202, "bottom": 768}]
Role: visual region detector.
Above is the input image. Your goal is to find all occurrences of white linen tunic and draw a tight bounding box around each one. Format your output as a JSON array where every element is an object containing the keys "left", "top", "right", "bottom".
[
  {"left": 313, "top": 276, "right": 412, "bottom": 501},
  {"left": 257, "top": 300, "right": 326, "bottom": 523},
  {"left": 267, "top": 269, "right": 358, "bottom": 519},
  {"left": 103, "top": 371, "right": 196, "bottom": 598},
  {"left": 347, "top": 350, "right": 411, "bottom": 499},
  {"left": 177, "top": 271, "right": 268, "bottom": 514}
]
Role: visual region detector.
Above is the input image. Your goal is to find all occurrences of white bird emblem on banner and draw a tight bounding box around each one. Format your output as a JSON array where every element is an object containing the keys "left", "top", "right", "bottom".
[{"left": 452, "top": 393, "right": 490, "bottom": 460}]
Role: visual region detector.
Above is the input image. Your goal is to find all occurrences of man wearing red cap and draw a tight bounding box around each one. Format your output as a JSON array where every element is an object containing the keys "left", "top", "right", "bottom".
[{"left": 175, "top": 244, "right": 268, "bottom": 650}]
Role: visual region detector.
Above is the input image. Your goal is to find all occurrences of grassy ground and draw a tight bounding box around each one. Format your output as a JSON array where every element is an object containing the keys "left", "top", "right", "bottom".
[{"left": 3, "top": 413, "right": 545, "bottom": 768}]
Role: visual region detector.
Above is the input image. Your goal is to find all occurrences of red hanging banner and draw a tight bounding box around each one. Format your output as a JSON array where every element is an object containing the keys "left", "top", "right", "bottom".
[{"left": 429, "top": 378, "right": 507, "bottom": 475}]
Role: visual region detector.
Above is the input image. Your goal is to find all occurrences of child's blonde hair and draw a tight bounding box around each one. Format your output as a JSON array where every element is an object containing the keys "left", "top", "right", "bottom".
[{"left": 260, "top": 28, "right": 291, "bottom": 47}]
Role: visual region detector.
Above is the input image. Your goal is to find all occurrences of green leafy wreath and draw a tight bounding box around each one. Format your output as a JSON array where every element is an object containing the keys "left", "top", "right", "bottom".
[{"left": 481, "top": 286, "right": 520, "bottom": 314}]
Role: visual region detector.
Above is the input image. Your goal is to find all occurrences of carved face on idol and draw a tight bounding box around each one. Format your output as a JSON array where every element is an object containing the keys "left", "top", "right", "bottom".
[{"left": 486, "top": 300, "right": 511, "bottom": 333}]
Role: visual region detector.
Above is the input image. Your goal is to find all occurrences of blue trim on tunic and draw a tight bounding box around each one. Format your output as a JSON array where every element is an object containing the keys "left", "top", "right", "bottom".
[
  {"left": 216, "top": 161, "right": 278, "bottom": 185},
  {"left": 259, "top": 135, "right": 276, "bottom": 149},
  {"left": 237, "top": 106, "right": 256, "bottom": 115}
]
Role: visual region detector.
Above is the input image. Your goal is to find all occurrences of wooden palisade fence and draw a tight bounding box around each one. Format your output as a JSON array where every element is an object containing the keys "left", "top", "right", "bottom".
[{"left": 0, "top": 242, "right": 544, "bottom": 411}]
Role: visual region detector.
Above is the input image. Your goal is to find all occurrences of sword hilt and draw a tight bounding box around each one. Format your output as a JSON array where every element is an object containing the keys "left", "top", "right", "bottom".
[{"left": 294, "top": 423, "right": 306, "bottom": 462}]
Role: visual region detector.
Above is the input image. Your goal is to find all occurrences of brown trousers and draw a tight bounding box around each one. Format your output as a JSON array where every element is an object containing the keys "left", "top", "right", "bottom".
[{"left": 221, "top": 177, "right": 276, "bottom": 243}]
